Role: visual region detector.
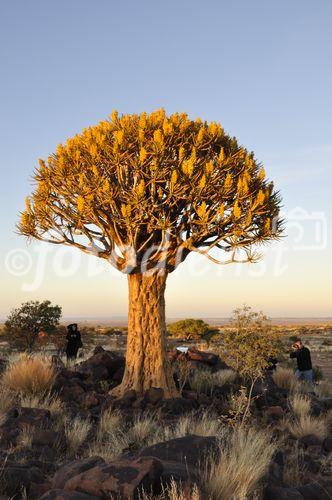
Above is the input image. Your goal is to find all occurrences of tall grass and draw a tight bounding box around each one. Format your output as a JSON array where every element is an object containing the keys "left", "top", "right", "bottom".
[
  {"left": 316, "top": 380, "right": 332, "bottom": 398},
  {"left": 288, "top": 415, "right": 328, "bottom": 440},
  {"left": 171, "top": 411, "right": 222, "bottom": 439},
  {"left": 0, "top": 384, "right": 15, "bottom": 413},
  {"left": 65, "top": 417, "right": 92, "bottom": 457},
  {"left": 127, "top": 415, "right": 161, "bottom": 447},
  {"left": 190, "top": 369, "right": 236, "bottom": 395},
  {"left": 140, "top": 479, "right": 201, "bottom": 500},
  {"left": 283, "top": 445, "right": 306, "bottom": 487},
  {"left": 19, "top": 392, "right": 64, "bottom": 415},
  {"left": 17, "top": 425, "right": 33, "bottom": 449},
  {"left": 204, "top": 426, "right": 276, "bottom": 500},
  {"left": 272, "top": 367, "right": 297, "bottom": 391},
  {"left": 88, "top": 408, "right": 127, "bottom": 460},
  {"left": 289, "top": 394, "right": 311, "bottom": 419},
  {"left": 97, "top": 407, "right": 122, "bottom": 440},
  {"left": 1, "top": 354, "right": 55, "bottom": 396},
  {"left": 89, "top": 411, "right": 223, "bottom": 461}
]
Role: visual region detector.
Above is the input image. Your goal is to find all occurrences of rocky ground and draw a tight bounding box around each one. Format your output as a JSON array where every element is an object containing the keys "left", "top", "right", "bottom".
[{"left": 0, "top": 346, "right": 331, "bottom": 499}]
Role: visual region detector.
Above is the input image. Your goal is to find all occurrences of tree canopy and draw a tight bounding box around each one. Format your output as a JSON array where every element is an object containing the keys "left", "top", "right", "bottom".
[
  {"left": 221, "top": 305, "right": 282, "bottom": 379},
  {"left": 5, "top": 300, "right": 62, "bottom": 349},
  {"left": 19, "top": 109, "right": 282, "bottom": 274},
  {"left": 168, "top": 318, "right": 211, "bottom": 340}
]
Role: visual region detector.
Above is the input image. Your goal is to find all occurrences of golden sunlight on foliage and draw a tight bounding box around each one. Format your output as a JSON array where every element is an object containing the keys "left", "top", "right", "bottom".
[
  {"left": 204, "top": 426, "right": 276, "bottom": 500},
  {"left": 1, "top": 354, "right": 55, "bottom": 395},
  {"left": 19, "top": 109, "right": 282, "bottom": 273}
]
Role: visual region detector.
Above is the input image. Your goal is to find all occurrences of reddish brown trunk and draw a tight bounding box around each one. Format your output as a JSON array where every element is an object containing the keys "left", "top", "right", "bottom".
[{"left": 113, "top": 271, "right": 178, "bottom": 398}]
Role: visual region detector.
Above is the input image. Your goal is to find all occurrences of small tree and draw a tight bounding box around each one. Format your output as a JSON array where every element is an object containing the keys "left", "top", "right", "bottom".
[
  {"left": 168, "top": 318, "right": 210, "bottom": 340},
  {"left": 18, "top": 110, "right": 283, "bottom": 396},
  {"left": 222, "top": 305, "right": 282, "bottom": 422},
  {"left": 5, "top": 300, "right": 62, "bottom": 350}
]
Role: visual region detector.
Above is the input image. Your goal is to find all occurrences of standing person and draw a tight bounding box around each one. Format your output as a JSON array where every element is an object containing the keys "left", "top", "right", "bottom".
[
  {"left": 290, "top": 340, "right": 313, "bottom": 387},
  {"left": 66, "top": 323, "right": 83, "bottom": 361}
]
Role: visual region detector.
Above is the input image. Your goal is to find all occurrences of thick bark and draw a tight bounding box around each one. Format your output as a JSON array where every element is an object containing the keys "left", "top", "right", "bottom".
[{"left": 114, "top": 271, "right": 178, "bottom": 398}]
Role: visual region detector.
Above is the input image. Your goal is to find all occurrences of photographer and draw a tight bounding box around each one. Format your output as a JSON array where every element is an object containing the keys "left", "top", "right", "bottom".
[
  {"left": 66, "top": 323, "right": 83, "bottom": 361},
  {"left": 290, "top": 340, "right": 313, "bottom": 388}
]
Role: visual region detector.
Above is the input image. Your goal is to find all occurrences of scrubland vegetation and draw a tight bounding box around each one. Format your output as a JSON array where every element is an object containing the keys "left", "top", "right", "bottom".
[{"left": 0, "top": 307, "right": 331, "bottom": 499}]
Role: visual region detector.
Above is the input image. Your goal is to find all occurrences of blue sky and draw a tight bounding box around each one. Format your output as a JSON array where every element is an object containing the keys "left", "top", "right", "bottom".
[{"left": 0, "top": 0, "right": 331, "bottom": 319}]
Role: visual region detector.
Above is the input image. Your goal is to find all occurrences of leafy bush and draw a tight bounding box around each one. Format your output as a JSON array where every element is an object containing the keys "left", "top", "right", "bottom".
[
  {"left": 168, "top": 319, "right": 211, "bottom": 340},
  {"left": 5, "top": 300, "right": 62, "bottom": 349},
  {"left": 221, "top": 305, "right": 282, "bottom": 421}
]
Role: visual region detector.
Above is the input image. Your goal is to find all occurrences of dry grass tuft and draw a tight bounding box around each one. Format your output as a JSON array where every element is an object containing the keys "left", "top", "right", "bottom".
[
  {"left": 283, "top": 444, "right": 306, "bottom": 487},
  {"left": 65, "top": 416, "right": 92, "bottom": 457},
  {"left": 172, "top": 412, "right": 222, "bottom": 439},
  {"left": 19, "top": 392, "right": 64, "bottom": 415},
  {"left": 88, "top": 436, "right": 125, "bottom": 461},
  {"left": 127, "top": 415, "right": 160, "bottom": 448},
  {"left": 272, "top": 367, "right": 297, "bottom": 391},
  {"left": 204, "top": 426, "right": 276, "bottom": 500},
  {"left": 190, "top": 369, "right": 237, "bottom": 395},
  {"left": 17, "top": 425, "right": 33, "bottom": 449},
  {"left": 140, "top": 479, "right": 201, "bottom": 499},
  {"left": 89, "top": 411, "right": 224, "bottom": 462},
  {"left": 1, "top": 354, "right": 55, "bottom": 396},
  {"left": 288, "top": 414, "right": 328, "bottom": 440},
  {"left": 0, "top": 384, "right": 15, "bottom": 413},
  {"left": 316, "top": 380, "right": 332, "bottom": 398},
  {"left": 97, "top": 407, "right": 122, "bottom": 440},
  {"left": 88, "top": 408, "right": 127, "bottom": 460},
  {"left": 289, "top": 394, "right": 311, "bottom": 419}
]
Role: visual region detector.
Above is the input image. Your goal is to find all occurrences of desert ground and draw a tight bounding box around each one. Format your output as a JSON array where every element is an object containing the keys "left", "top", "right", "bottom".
[{"left": 0, "top": 320, "right": 331, "bottom": 499}]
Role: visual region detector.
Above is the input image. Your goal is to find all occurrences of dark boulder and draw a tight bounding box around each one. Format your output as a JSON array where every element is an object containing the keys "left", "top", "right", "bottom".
[
  {"left": 137, "top": 435, "right": 219, "bottom": 469},
  {"left": 298, "top": 434, "right": 322, "bottom": 449},
  {"left": 52, "top": 457, "right": 105, "bottom": 489},
  {"left": 265, "top": 406, "right": 284, "bottom": 420},
  {"left": 322, "top": 436, "right": 332, "bottom": 452},
  {"left": 64, "top": 457, "right": 163, "bottom": 499},
  {"left": 32, "top": 430, "right": 63, "bottom": 448},
  {"left": 263, "top": 486, "right": 303, "bottom": 500},
  {"left": 0, "top": 407, "right": 52, "bottom": 449},
  {"left": 77, "top": 350, "right": 125, "bottom": 381},
  {"left": 41, "top": 490, "right": 101, "bottom": 500},
  {"left": 298, "top": 483, "right": 331, "bottom": 500},
  {"left": 0, "top": 462, "right": 45, "bottom": 497},
  {"left": 144, "top": 388, "right": 164, "bottom": 405},
  {"left": 158, "top": 397, "right": 198, "bottom": 416}
]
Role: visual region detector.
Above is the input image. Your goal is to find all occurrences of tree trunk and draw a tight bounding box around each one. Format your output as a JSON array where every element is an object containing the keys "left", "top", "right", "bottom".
[{"left": 113, "top": 271, "right": 179, "bottom": 398}]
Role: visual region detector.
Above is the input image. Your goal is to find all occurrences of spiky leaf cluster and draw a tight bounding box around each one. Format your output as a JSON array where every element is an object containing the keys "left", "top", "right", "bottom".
[{"left": 19, "top": 109, "right": 282, "bottom": 272}]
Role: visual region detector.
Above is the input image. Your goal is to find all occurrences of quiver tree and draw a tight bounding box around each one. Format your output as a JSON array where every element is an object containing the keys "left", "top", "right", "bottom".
[{"left": 19, "top": 109, "right": 283, "bottom": 397}]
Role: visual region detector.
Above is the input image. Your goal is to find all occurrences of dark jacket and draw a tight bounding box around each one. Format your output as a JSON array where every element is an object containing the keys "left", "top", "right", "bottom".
[
  {"left": 66, "top": 330, "right": 82, "bottom": 356},
  {"left": 290, "top": 346, "right": 312, "bottom": 371}
]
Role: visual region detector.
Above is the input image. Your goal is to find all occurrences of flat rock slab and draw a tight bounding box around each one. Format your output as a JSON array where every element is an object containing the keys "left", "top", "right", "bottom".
[
  {"left": 52, "top": 457, "right": 105, "bottom": 489},
  {"left": 64, "top": 457, "right": 163, "bottom": 499},
  {"left": 41, "top": 490, "right": 101, "bottom": 500},
  {"left": 137, "top": 434, "right": 219, "bottom": 468}
]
